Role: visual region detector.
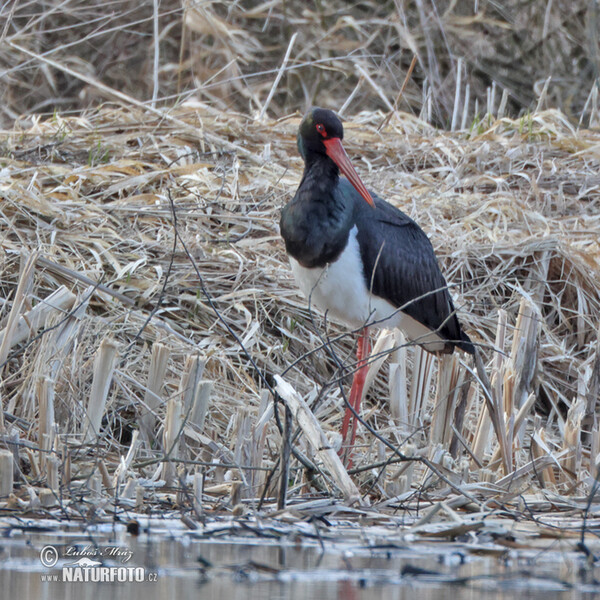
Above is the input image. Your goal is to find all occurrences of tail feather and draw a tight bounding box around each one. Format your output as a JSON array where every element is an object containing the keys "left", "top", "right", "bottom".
[{"left": 457, "top": 330, "right": 475, "bottom": 355}]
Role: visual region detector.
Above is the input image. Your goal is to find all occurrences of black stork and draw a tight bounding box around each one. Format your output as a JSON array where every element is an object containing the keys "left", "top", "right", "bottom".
[{"left": 280, "top": 107, "right": 474, "bottom": 463}]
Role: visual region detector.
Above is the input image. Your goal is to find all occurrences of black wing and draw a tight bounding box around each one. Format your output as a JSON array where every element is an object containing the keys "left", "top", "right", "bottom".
[{"left": 345, "top": 181, "right": 473, "bottom": 353}]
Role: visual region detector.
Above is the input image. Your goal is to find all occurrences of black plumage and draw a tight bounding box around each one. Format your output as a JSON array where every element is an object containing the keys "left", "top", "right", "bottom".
[
  {"left": 351, "top": 181, "right": 473, "bottom": 354},
  {"left": 280, "top": 107, "right": 473, "bottom": 355}
]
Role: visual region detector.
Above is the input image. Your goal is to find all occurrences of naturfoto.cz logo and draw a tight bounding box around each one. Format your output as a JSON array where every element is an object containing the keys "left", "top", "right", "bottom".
[{"left": 39, "top": 544, "right": 158, "bottom": 583}]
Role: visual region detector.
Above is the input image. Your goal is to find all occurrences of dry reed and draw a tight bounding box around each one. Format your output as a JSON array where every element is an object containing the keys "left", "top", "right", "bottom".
[
  {"left": 2, "top": 1, "right": 600, "bottom": 127},
  {"left": 0, "top": 2, "right": 600, "bottom": 552},
  {"left": 0, "top": 100, "right": 598, "bottom": 525}
]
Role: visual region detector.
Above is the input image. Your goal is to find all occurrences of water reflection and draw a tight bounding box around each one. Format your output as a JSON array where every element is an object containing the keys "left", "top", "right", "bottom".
[{"left": 0, "top": 520, "right": 597, "bottom": 600}]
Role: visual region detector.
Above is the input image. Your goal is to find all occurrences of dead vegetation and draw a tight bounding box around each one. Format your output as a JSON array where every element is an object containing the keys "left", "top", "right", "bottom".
[
  {"left": 2, "top": 1, "right": 600, "bottom": 127},
  {"left": 0, "top": 100, "right": 599, "bottom": 522},
  {"left": 0, "top": 1, "right": 600, "bottom": 553}
]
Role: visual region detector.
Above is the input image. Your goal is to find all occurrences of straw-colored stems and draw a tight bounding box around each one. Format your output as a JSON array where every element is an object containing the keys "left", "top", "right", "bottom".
[
  {"left": 355, "top": 63, "right": 395, "bottom": 113},
  {"left": 233, "top": 407, "right": 252, "bottom": 498},
  {"left": 490, "top": 392, "right": 537, "bottom": 465},
  {"left": 274, "top": 375, "right": 361, "bottom": 504},
  {"left": 363, "top": 329, "right": 396, "bottom": 399},
  {"left": 250, "top": 390, "right": 272, "bottom": 493},
  {"left": 409, "top": 347, "right": 435, "bottom": 428},
  {"left": 98, "top": 460, "right": 112, "bottom": 492},
  {"left": 503, "top": 368, "right": 515, "bottom": 420},
  {"left": 492, "top": 309, "right": 508, "bottom": 395},
  {"left": 472, "top": 390, "right": 492, "bottom": 466},
  {"left": 179, "top": 353, "right": 206, "bottom": 421},
  {"left": 0, "top": 253, "right": 39, "bottom": 431},
  {"left": 136, "top": 484, "right": 144, "bottom": 511},
  {"left": 39, "top": 432, "right": 54, "bottom": 476},
  {"left": 535, "top": 76, "right": 552, "bottom": 113},
  {"left": 140, "top": 342, "right": 170, "bottom": 443},
  {"left": 423, "top": 444, "right": 452, "bottom": 478},
  {"left": 258, "top": 32, "right": 297, "bottom": 120},
  {"left": 39, "top": 489, "right": 56, "bottom": 508},
  {"left": 46, "top": 456, "right": 60, "bottom": 493},
  {"left": 0, "top": 252, "right": 38, "bottom": 378},
  {"left": 493, "top": 310, "right": 508, "bottom": 425},
  {"left": 497, "top": 87, "right": 509, "bottom": 119},
  {"left": 122, "top": 477, "right": 137, "bottom": 499},
  {"left": 85, "top": 339, "right": 119, "bottom": 442},
  {"left": 429, "top": 354, "right": 461, "bottom": 447},
  {"left": 472, "top": 309, "right": 508, "bottom": 466},
  {"left": 37, "top": 287, "right": 90, "bottom": 445},
  {"left": 531, "top": 427, "right": 556, "bottom": 488},
  {"left": 451, "top": 57, "right": 463, "bottom": 131},
  {"left": 491, "top": 372, "right": 510, "bottom": 473},
  {"left": 460, "top": 83, "right": 471, "bottom": 129},
  {"left": 388, "top": 331, "right": 408, "bottom": 434},
  {"left": 89, "top": 473, "right": 102, "bottom": 500},
  {"left": 561, "top": 398, "right": 585, "bottom": 485},
  {"left": 190, "top": 381, "right": 213, "bottom": 431},
  {"left": 36, "top": 257, "right": 136, "bottom": 308},
  {"left": 495, "top": 453, "right": 558, "bottom": 489},
  {"left": 0, "top": 285, "right": 76, "bottom": 354},
  {"left": 113, "top": 430, "right": 141, "bottom": 490},
  {"left": 37, "top": 377, "right": 54, "bottom": 458},
  {"left": 486, "top": 85, "right": 494, "bottom": 121},
  {"left": 177, "top": 352, "right": 211, "bottom": 434},
  {"left": 387, "top": 443, "right": 416, "bottom": 495},
  {"left": 62, "top": 445, "right": 71, "bottom": 488},
  {"left": 590, "top": 426, "right": 600, "bottom": 479},
  {"left": 501, "top": 368, "right": 515, "bottom": 469},
  {"left": 163, "top": 397, "right": 183, "bottom": 487},
  {"left": 583, "top": 339, "right": 600, "bottom": 441},
  {"left": 474, "top": 348, "right": 510, "bottom": 473},
  {"left": 339, "top": 75, "right": 364, "bottom": 118},
  {"left": 230, "top": 481, "right": 242, "bottom": 508},
  {"left": 449, "top": 379, "right": 474, "bottom": 458},
  {"left": 510, "top": 300, "right": 539, "bottom": 424},
  {"left": 378, "top": 53, "right": 418, "bottom": 131},
  {"left": 0, "top": 450, "right": 13, "bottom": 497},
  {"left": 26, "top": 449, "right": 40, "bottom": 480},
  {"left": 193, "top": 471, "right": 204, "bottom": 515}
]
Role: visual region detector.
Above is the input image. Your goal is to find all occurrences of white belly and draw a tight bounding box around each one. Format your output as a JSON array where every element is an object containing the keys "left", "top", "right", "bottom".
[{"left": 288, "top": 227, "right": 447, "bottom": 352}]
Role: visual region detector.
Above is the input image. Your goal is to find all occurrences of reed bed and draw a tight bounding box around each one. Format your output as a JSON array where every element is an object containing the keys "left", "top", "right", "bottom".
[
  {"left": 0, "top": 99, "right": 599, "bottom": 539},
  {"left": 2, "top": 1, "right": 599, "bottom": 128}
]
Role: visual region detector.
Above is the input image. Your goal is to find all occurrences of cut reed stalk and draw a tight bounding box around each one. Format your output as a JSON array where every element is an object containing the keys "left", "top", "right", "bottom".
[
  {"left": 140, "top": 342, "right": 170, "bottom": 443},
  {"left": 85, "top": 339, "right": 119, "bottom": 442},
  {"left": 178, "top": 354, "right": 207, "bottom": 427},
  {"left": 0, "top": 285, "right": 76, "bottom": 352},
  {"left": 162, "top": 397, "right": 183, "bottom": 488},
  {"left": 0, "top": 450, "right": 13, "bottom": 497},
  {"left": 275, "top": 376, "right": 361, "bottom": 504},
  {"left": 388, "top": 331, "right": 408, "bottom": 437},
  {"left": 429, "top": 354, "right": 461, "bottom": 447},
  {"left": 409, "top": 347, "right": 435, "bottom": 429},
  {"left": 561, "top": 398, "right": 585, "bottom": 485}
]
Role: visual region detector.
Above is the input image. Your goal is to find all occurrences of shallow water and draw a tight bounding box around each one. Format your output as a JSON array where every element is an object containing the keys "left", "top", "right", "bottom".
[{"left": 1, "top": 517, "right": 598, "bottom": 599}]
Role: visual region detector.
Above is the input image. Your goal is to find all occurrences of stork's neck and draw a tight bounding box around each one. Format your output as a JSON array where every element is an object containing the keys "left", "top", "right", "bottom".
[
  {"left": 298, "top": 153, "right": 340, "bottom": 201},
  {"left": 280, "top": 155, "right": 355, "bottom": 269}
]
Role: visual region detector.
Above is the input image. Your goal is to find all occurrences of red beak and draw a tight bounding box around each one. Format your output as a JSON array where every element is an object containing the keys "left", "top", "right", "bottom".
[{"left": 323, "top": 138, "right": 375, "bottom": 207}]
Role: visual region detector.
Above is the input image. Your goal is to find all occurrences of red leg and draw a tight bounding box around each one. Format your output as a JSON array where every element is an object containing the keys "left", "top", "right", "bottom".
[{"left": 340, "top": 327, "right": 370, "bottom": 466}]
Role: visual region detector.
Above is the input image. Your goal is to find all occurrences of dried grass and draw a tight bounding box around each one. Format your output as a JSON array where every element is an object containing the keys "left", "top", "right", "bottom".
[
  {"left": 2, "top": 1, "right": 600, "bottom": 127},
  {"left": 1, "top": 2, "right": 600, "bottom": 539},
  {"left": 0, "top": 100, "right": 599, "bottom": 525}
]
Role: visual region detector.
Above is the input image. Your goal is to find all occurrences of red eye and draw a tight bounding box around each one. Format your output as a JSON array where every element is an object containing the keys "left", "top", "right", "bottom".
[{"left": 316, "top": 123, "right": 327, "bottom": 137}]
